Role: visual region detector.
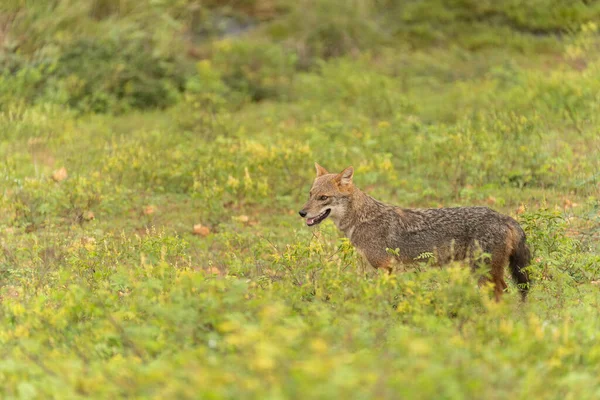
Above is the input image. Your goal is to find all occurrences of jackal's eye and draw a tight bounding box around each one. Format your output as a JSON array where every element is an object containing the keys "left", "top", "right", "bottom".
[{"left": 318, "top": 195, "right": 328, "bottom": 201}]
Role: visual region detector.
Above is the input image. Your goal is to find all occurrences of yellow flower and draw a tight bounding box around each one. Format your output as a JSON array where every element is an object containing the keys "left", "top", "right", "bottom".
[
  {"left": 310, "top": 338, "right": 328, "bottom": 353},
  {"left": 227, "top": 175, "right": 240, "bottom": 189}
]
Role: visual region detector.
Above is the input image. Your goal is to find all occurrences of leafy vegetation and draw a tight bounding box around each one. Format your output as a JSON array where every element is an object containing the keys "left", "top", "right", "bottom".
[{"left": 1, "top": 0, "right": 600, "bottom": 398}]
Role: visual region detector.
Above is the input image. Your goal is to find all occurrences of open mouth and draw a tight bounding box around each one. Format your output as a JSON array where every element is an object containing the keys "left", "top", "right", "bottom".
[{"left": 306, "top": 209, "right": 331, "bottom": 226}]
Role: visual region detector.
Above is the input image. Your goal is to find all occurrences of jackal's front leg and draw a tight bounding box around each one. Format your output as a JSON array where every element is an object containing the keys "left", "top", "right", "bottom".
[{"left": 363, "top": 249, "right": 393, "bottom": 274}]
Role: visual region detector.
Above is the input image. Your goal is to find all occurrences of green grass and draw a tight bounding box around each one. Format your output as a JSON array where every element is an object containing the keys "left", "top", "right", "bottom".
[{"left": 2, "top": 1, "right": 600, "bottom": 398}]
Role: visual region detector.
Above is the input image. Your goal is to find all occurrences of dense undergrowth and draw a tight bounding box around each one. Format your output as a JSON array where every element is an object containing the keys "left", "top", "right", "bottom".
[{"left": 1, "top": 0, "right": 600, "bottom": 398}]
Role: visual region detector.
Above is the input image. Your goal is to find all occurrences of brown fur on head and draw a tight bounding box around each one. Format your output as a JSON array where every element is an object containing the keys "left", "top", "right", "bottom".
[{"left": 299, "top": 163, "right": 354, "bottom": 226}]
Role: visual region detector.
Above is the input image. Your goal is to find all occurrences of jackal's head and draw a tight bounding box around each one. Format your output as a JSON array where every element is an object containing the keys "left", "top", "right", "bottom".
[{"left": 299, "top": 163, "right": 354, "bottom": 226}]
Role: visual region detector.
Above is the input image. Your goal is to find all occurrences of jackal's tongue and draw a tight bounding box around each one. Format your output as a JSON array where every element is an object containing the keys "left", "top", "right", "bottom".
[{"left": 306, "top": 217, "right": 315, "bottom": 226}]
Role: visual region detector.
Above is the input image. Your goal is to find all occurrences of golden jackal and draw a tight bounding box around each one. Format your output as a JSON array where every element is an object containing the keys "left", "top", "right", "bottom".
[{"left": 299, "top": 163, "right": 531, "bottom": 300}]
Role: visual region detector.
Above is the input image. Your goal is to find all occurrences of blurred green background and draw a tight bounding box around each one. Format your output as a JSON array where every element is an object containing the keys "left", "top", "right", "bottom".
[{"left": 1, "top": 1, "right": 600, "bottom": 398}]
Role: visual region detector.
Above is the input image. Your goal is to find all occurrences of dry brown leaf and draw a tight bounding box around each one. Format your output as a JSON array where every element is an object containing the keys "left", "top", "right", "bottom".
[
  {"left": 563, "top": 199, "right": 579, "bottom": 209},
  {"left": 52, "top": 167, "right": 68, "bottom": 182},
  {"left": 564, "top": 199, "right": 573, "bottom": 209},
  {"left": 193, "top": 224, "right": 210, "bottom": 237},
  {"left": 143, "top": 205, "right": 156, "bottom": 215}
]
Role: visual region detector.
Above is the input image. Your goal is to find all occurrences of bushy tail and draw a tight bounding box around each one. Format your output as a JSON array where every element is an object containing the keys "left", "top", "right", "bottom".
[{"left": 508, "top": 231, "right": 531, "bottom": 300}]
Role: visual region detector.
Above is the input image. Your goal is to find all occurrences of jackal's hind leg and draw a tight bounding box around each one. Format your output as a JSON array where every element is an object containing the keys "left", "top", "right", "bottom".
[
  {"left": 477, "top": 274, "right": 507, "bottom": 301},
  {"left": 490, "top": 246, "right": 510, "bottom": 301}
]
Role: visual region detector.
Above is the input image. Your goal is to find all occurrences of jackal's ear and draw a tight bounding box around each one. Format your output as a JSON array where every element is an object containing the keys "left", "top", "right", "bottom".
[
  {"left": 339, "top": 166, "right": 354, "bottom": 185},
  {"left": 315, "top": 162, "right": 329, "bottom": 177}
]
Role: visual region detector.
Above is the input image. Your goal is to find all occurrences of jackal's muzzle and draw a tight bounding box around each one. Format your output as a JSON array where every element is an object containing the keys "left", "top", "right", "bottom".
[{"left": 303, "top": 208, "right": 330, "bottom": 226}]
